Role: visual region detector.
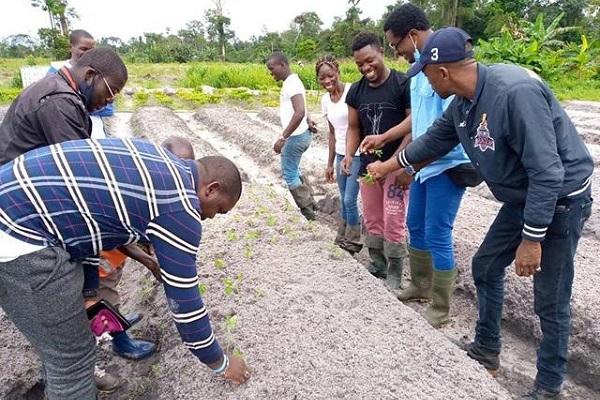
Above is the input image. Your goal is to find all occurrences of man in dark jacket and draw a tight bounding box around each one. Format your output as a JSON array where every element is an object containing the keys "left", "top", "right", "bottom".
[
  {"left": 368, "top": 27, "right": 593, "bottom": 400},
  {"left": 0, "top": 47, "right": 126, "bottom": 163}
]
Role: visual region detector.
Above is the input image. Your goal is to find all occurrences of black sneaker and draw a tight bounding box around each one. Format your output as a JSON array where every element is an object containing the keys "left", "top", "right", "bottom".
[
  {"left": 464, "top": 342, "right": 500, "bottom": 376},
  {"left": 520, "top": 385, "right": 563, "bottom": 399}
]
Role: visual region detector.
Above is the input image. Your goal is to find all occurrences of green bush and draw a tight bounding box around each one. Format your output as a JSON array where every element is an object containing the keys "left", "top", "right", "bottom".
[
  {"left": 0, "top": 88, "right": 21, "bottom": 104},
  {"left": 133, "top": 91, "right": 150, "bottom": 108}
]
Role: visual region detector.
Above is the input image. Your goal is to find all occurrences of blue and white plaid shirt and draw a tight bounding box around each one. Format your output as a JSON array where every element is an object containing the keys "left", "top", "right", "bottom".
[{"left": 0, "top": 138, "right": 223, "bottom": 364}]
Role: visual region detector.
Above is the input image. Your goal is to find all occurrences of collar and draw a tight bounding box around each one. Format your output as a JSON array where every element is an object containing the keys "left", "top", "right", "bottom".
[
  {"left": 471, "top": 63, "right": 486, "bottom": 107},
  {"left": 57, "top": 66, "right": 78, "bottom": 91}
]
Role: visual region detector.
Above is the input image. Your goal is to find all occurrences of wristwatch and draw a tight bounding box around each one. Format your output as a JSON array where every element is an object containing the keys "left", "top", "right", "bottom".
[{"left": 404, "top": 164, "right": 416, "bottom": 176}]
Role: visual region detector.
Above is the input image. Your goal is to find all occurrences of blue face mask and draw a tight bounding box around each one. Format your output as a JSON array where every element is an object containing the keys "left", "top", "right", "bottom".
[
  {"left": 410, "top": 35, "right": 420, "bottom": 62},
  {"left": 413, "top": 48, "right": 421, "bottom": 62},
  {"left": 78, "top": 80, "right": 94, "bottom": 111}
]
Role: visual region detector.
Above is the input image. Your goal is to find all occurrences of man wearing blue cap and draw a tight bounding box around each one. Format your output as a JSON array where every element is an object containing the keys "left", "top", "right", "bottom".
[{"left": 367, "top": 27, "right": 593, "bottom": 399}]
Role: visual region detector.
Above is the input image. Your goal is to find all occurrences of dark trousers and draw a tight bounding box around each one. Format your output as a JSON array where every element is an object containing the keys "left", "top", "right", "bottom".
[
  {"left": 0, "top": 247, "right": 97, "bottom": 400},
  {"left": 471, "top": 188, "right": 592, "bottom": 391}
]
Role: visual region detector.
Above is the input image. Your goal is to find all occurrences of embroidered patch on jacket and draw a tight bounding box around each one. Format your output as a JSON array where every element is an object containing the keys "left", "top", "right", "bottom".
[{"left": 474, "top": 113, "right": 495, "bottom": 152}]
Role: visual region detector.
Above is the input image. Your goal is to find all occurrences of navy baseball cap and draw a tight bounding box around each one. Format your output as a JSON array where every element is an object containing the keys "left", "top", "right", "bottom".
[{"left": 407, "top": 27, "right": 474, "bottom": 78}]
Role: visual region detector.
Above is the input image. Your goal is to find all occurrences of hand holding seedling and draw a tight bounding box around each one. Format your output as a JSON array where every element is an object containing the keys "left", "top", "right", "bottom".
[
  {"left": 366, "top": 160, "right": 389, "bottom": 180},
  {"left": 360, "top": 135, "right": 385, "bottom": 154},
  {"left": 222, "top": 353, "right": 251, "bottom": 385}
]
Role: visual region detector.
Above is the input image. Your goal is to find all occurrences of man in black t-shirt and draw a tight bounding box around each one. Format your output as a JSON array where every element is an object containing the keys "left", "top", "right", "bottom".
[{"left": 342, "top": 31, "right": 412, "bottom": 290}]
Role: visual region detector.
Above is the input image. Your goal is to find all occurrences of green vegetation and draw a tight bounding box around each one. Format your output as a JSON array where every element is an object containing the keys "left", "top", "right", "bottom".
[{"left": 1, "top": 8, "right": 599, "bottom": 107}]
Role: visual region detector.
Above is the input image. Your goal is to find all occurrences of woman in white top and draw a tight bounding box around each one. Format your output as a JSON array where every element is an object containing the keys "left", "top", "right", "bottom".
[{"left": 317, "top": 56, "right": 362, "bottom": 254}]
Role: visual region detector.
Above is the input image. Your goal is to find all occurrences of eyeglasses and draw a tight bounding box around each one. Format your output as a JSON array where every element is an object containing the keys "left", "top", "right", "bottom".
[
  {"left": 92, "top": 69, "right": 117, "bottom": 100},
  {"left": 388, "top": 34, "right": 408, "bottom": 51}
]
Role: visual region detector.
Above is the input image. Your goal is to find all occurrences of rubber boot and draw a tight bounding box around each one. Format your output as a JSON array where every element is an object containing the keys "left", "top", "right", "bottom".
[
  {"left": 364, "top": 234, "right": 387, "bottom": 278},
  {"left": 289, "top": 184, "right": 316, "bottom": 221},
  {"left": 112, "top": 331, "right": 157, "bottom": 360},
  {"left": 424, "top": 267, "right": 458, "bottom": 328},
  {"left": 384, "top": 241, "right": 407, "bottom": 291},
  {"left": 340, "top": 224, "right": 363, "bottom": 255},
  {"left": 300, "top": 175, "right": 319, "bottom": 210},
  {"left": 396, "top": 247, "right": 433, "bottom": 302},
  {"left": 125, "top": 312, "right": 143, "bottom": 327},
  {"left": 334, "top": 220, "right": 347, "bottom": 246}
]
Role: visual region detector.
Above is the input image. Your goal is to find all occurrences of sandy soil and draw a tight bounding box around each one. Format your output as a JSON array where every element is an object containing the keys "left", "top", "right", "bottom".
[{"left": 0, "top": 101, "right": 598, "bottom": 400}]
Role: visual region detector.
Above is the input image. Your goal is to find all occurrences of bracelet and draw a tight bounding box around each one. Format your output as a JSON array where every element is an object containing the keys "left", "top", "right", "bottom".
[
  {"left": 212, "top": 354, "right": 229, "bottom": 375},
  {"left": 279, "top": 136, "right": 287, "bottom": 141}
]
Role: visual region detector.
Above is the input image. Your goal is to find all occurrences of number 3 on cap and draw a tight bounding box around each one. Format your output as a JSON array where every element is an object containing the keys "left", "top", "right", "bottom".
[{"left": 431, "top": 48, "right": 439, "bottom": 61}]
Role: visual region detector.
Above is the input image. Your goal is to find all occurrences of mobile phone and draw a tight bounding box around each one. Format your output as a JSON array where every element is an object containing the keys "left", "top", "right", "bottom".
[{"left": 86, "top": 299, "right": 132, "bottom": 336}]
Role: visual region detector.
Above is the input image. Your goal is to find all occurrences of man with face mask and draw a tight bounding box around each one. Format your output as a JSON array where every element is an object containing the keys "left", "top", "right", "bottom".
[
  {"left": 47, "top": 29, "right": 114, "bottom": 140},
  {"left": 361, "top": 4, "right": 471, "bottom": 328},
  {"left": 0, "top": 47, "right": 126, "bottom": 163}
]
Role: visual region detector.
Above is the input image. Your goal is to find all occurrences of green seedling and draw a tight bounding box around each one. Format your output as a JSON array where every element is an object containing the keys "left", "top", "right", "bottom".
[
  {"left": 255, "top": 289, "right": 266, "bottom": 298},
  {"left": 224, "top": 314, "right": 238, "bottom": 331},
  {"left": 244, "top": 230, "right": 260, "bottom": 240},
  {"left": 224, "top": 278, "right": 236, "bottom": 296},
  {"left": 282, "top": 225, "right": 292, "bottom": 235},
  {"left": 214, "top": 258, "right": 226, "bottom": 270},
  {"left": 329, "top": 243, "right": 345, "bottom": 259},
  {"left": 226, "top": 229, "right": 238, "bottom": 241},
  {"left": 246, "top": 217, "right": 257, "bottom": 227},
  {"left": 232, "top": 348, "right": 245, "bottom": 358},
  {"left": 244, "top": 245, "right": 253, "bottom": 259},
  {"left": 373, "top": 149, "right": 383, "bottom": 158},
  {"left": 361, "top": 172, "right": 376, "bottom": 184},
  {"left": 198, "top": 282, "right": 208, "bottom": 295},
  {"left": 254, "top": 205, "right": 269, "bottom": 216},
  {"left": 267, "top": 215, "right": 277, "bottom": 227}
]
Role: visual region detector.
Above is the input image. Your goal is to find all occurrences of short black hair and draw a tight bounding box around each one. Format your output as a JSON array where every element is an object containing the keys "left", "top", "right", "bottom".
[
  {"left": 267, "top": 51, "right": 288, "bottom": 65},
  {"left": 161, "top": 136, "right": 195, "bottom": 159},
  {"left": 351, "top": 31, "right": 382, "bottom": 52},
  {"left": 383, "top": 3, "right": 431, "bottom": 38},
  {"left": 76, "top": 47, "right": 128, "bottom": 83},
  {"left": 69, "top": 29, "right": 94, "bottom": 45},
  {"left": 199, "top": 156, "right": 242, "bottom": 201}
]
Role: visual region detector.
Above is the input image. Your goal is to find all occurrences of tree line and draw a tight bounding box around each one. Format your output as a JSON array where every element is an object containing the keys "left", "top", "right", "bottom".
[{"left": 1, "top": 0, "right": 599, "bottom": 65}]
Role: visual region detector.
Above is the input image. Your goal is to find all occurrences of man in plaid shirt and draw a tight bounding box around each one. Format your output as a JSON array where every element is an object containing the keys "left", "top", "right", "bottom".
[{"left": 0, "top": 138, "right": 251, "bottom": 399}]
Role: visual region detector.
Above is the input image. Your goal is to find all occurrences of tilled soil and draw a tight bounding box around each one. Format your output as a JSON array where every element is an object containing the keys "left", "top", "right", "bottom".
[{"left": 0, "top": 101, "right": 599, "bottom": 400}]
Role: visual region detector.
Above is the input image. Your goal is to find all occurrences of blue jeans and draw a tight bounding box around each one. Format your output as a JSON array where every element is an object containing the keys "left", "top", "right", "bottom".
[
  {"left": 335, "top": 154, "right": 361, "bottom": 226},
  {"left": 281, "top": 129, "right": 312, "bottom": 190},
  {"left": 407, "top": 172, "right": 465, "bottom": 271},
  {"left": 472, "top": 188, "right": 592, "bottom": 391}
]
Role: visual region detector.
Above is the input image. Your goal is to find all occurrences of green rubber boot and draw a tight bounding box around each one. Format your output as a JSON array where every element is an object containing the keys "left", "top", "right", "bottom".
[
  {"left": 396, "top": 247, "right": 433, "bottom": 302},
  {"left": 424, "top": 267, "right": 458, "bottom": 328},
  {"left": 334, "top": 220, "right": 347, "bottom": 247},
  {"left": 384, "top": 241, "right": 407, "bottom": 291},
  {"left": 289, "top": 184, "right": 316, "bottom": 221},
  {"left": 340, "top": 224, "right": 363, "bottom": 255},
  {"left": 364, "top": 235, "right": 386, "bottom": 278}
]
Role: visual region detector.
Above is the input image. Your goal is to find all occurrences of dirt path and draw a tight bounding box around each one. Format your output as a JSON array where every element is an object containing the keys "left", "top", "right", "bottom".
[{"left": 0, "top": 103, "right": 598, "bottom": 400}]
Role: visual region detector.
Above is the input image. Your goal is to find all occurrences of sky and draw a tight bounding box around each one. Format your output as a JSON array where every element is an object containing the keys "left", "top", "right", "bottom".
[{"left": 2, "top": 0, "right": 394, "bottom": 42}]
